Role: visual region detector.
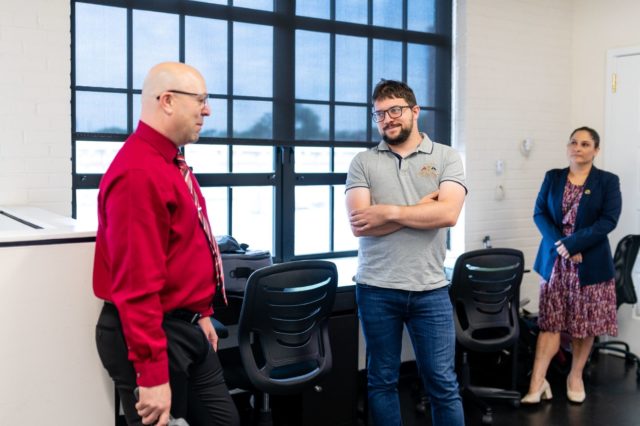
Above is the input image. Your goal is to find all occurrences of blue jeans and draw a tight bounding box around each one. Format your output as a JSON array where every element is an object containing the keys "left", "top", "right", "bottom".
[{"left": 356, "top": 284, "right": 464, "bottom": 426}]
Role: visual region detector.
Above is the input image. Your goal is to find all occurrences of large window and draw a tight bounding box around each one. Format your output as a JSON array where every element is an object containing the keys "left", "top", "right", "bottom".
[{"left": 71, "top": 0, "right": 452, "bottom": 262}]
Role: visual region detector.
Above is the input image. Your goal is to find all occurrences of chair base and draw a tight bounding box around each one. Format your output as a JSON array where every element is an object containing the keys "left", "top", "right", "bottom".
[
  {"left": 459, "top": 350, "right": 521, "bottom": 425},
  {"left": 462, "top": 386, "right": 521, "bottom": 425},
  {"left": 591, "top": 341, "right": 640, "bottom": 380}
]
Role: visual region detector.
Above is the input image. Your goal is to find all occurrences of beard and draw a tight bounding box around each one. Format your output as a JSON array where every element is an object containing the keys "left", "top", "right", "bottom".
[{"left": 382, "top": 122, "right": 412, "bottom": 145}]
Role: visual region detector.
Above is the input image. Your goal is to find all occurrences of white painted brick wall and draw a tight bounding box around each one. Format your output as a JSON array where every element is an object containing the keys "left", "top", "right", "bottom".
[
  {"left": 454, "top": 0, "right": 573, "bottom": 308},
  {"left": 0, "top": 0, "right": 71, "bottom": 215}
]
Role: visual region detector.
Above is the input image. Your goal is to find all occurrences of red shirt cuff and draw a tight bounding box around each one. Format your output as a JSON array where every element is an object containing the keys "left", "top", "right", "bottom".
[{"left": 134, "top": 358, "right": 169, "bottom": 387}]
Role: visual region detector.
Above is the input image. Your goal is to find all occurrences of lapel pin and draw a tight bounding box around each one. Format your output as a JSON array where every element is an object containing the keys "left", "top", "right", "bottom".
[{"left": 584, "top": 189, "right": 591, "bottom": 195}]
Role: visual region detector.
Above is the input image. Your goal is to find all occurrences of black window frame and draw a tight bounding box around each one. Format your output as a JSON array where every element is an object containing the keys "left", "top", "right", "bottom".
[{"left": 71, "top": 0, "right": 453, "bottom": 263}]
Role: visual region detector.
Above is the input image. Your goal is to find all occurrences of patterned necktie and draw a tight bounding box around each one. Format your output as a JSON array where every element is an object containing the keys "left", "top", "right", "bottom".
[{"left": 175, "top": 153, "right": 227, "bottom": 306}]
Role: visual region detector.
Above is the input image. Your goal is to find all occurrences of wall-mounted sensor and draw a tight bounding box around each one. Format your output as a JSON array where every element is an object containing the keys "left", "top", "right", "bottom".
[{"left": 495, "top": 159, "right": 504, "bottom": 175}]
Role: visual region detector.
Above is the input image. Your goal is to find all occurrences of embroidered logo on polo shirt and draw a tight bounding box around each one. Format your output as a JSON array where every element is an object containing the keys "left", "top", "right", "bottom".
[{"left": 419, "top": 163, "right": 438, "bottom": 177}]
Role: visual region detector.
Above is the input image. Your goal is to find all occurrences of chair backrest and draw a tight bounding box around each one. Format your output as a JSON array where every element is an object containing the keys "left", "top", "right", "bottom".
[
  {"left": 237, "top": 260, "right": 338, "bottom": 395},
  {"left": 450, "top": 248, "right": 524, "bottom": 353},
  {"left": 613, "top": 234, "right": 640, "bottom": 308}
]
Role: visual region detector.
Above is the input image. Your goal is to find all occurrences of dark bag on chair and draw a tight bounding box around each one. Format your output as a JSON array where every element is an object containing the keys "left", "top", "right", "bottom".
[{"left": 216, "top": 235, "right": 272, "bottom": 294}]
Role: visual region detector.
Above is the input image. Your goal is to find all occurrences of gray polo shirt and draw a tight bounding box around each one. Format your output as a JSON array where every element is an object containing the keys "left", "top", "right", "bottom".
[{"left": 345, "top": 133, "right": 466, "bottom": 292}]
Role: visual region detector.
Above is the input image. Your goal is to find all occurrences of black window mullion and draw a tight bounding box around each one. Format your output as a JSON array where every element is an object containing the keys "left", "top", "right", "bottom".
[
  {"left": 179, "top": 13, "right": 185, "bottom": 63},
  {"left": 227, "top": 19, "right": 234, "bottom": 235},
  {"left": 127, "top": 8, "right": 133, "bottom": 133},
  {"left": 70, "top": 0, "right": 78, "bottom": 218},
  {"left": 274, "top": 0, "right": 295, "bottom": 262}
]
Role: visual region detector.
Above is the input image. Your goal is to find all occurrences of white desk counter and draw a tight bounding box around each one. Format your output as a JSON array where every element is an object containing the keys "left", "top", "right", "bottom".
[{"left": 0, "top": 206, "right": 112, "bottom": 425}]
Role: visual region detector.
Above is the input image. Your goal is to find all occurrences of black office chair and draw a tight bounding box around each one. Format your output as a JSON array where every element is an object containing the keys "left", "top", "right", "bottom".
[
  {"left": 590, "top": 234, "right": 640, "bottom": 379},
  {"left": 450, "top": 248, "right": 524, "bottom": 425},
  {"left": 220, "top": 260, "right": 338, "bottom": 426}
]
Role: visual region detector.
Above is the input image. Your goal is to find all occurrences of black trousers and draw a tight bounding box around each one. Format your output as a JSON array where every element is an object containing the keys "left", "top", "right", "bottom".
[{"left": 96, "top": 303, "right": 239, "bottom": 426}]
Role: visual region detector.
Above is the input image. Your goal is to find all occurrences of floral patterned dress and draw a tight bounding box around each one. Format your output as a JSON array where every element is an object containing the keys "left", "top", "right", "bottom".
[{"left": 537, "top": 180, "right": 618, "bottom": 338}]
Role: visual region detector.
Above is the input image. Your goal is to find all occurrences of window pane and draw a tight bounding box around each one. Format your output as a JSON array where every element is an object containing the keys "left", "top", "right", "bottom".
[
  {"left": 334, "top": 147, "right": 366, "bottom": 173},
  {"left": 76, "top": 141, "right": 124, "bottom": 173},
  {"left": 295, "top": 103, "right": 329, "bottom": 140},
  {"left": 408, "top": 0, "right": 436, "bottom": 33},
  {"left": 232, "top": 145, "right": 274, "bottom": 173},
  {"left": 194, "top": 0, "right": 226, "bottom": 4},
  {"left": 186, "top": 17, "right": 227, "bottom": 95},
  {"left": 234, "top": 23, "right": 272, "bottom": 97},
  {"left": 295, "top": 147, "right": 330, "bottom": 173},
  {"left": 132, "top": 10, "right": 179, "bottom": 90},
  {"left": 202, "top": 98, "right": 228, "bottom": 137},
  {"left": 295, "top": 186, "right": 330, "bottom": 255},
  {"left": 333, "top": 185, "right": 358, "bottom": 251},
  {"left": 201, "top": 187, "right": 228, "bottom": 236},
  {"left": 373, "top": 39, "right": 402, "bottom": 84},
  {"left": 232, "top": 186, "right": 273, "bottom": 252},
  {"left": 233, "top": 100, "right": 272, "bottom": 139},
  {"left": 75, "top": 92, "right": 127, "bottom": 134},
  {"left": 336, "top": 0, "right": 367, "bottom": 24},
  {"left": 418, "top": 109, "right": 436, "bottom": 140},
  {"left": 185, "top": 144, "right": 229, "bottom": 173},
  {"left": 407, "top": 44, "right": 436, "bottom": 106},
  {"left": 370, "top": 119, "right": 380, "bottom": 142},
  {"left": 335, "top": 106, "right": 367, "bottom": 141},
  {"left": 75, "top": 3, "right": 126, "bottom": 88},
  {"left": 373, "top": 0, "right": 402, "bottom": 29},
  {"left": 296, "top": 0, "right": 330, "bottom": 19},
  {"left": 233, "top": 0, "right": 272, "bottom": 11},
  {"left": 335, "top": 36, "right": 367, "bottom": 103},
  {"left": 76, "top": 189, "right": 99, "bottom": 229},
  {"left": 296, "top": 31, "right": 330, "bottom": 101}
]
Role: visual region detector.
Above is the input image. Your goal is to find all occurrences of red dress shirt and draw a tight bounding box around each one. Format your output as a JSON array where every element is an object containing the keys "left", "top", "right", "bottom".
[{"left": 93, "top": 121, "right": 217, "bottom": 387}]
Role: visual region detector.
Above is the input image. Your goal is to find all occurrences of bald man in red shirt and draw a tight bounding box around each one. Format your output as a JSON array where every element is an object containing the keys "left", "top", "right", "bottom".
[{"left": 94, "top": 62, "right": 239, "bottom": 426}]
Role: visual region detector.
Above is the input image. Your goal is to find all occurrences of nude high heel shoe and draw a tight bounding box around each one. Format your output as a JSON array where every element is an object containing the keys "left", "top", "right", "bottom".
[
  {"left": 566, "top": 379, "right": 586, "bottom": 403},
  {"left": 521, "top": 379, "right": 553, "bottom": 404}
]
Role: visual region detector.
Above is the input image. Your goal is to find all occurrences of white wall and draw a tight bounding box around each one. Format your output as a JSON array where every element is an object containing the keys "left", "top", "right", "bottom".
[
  {"left": 455, "top": 0, "right": 573, "bottom": 308},
  {"left": 570, "top": 0, "right": 640, "bottom": 134},
  {"left": 0, "top": 0, "right": 71, "bottom": 216}
]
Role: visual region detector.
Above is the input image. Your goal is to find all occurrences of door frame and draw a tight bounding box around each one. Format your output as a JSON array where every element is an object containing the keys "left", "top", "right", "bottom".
[{"left": 604, "top": 45, "right": 640, "bottom": 169}]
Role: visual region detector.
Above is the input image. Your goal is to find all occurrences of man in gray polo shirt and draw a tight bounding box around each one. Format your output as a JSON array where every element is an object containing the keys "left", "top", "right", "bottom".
[{"left": 346, "top": 79, "right": 466, "bottom": 426}]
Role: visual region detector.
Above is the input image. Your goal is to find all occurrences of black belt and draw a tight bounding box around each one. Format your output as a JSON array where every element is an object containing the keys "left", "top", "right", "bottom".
[
  {"left": 103, "top": 301, "right": 201, "bottom": 324},
  {"left": 166, "top": 309, "right": 202, "bottom": 324}
]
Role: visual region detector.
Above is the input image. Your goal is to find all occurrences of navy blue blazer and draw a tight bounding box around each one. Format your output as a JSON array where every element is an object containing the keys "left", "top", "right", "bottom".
[{"left": 533, "top": 166, "right": 621, "bottom": 286}]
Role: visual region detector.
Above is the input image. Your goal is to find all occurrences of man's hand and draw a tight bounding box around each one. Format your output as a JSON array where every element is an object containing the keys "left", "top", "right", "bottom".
[
  {"left": 349, "top": 204, "right": 397, "bottom": 232},
  {"left": 198, "top": 316, "right": 219, "bottom": 351},
  {"left": 136, "top": 383, "right": 171, "bottom": 426},
  {"left": 569, "top": 253, "right": 583, "bottom": 263}
]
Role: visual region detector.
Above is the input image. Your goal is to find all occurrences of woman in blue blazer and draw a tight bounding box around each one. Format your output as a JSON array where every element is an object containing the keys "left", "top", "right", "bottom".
[{"left": 522, "top": 127, "right": 622, "bottom": 405}]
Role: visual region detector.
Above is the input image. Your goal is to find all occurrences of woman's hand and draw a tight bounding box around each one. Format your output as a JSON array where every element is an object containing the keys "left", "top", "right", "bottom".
[{"left": 555, "top": 241, "right": 570, "bottom": 259}]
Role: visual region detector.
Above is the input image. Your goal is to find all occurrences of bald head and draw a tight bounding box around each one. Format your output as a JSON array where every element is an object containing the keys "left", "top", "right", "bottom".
[{"left": 139, "top": 62, "right": 210, "bottom": 147}]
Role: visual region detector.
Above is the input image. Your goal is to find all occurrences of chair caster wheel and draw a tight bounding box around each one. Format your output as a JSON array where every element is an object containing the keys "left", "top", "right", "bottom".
[{"left": 481, "top": 413, "right": 493, "bottom": 424}]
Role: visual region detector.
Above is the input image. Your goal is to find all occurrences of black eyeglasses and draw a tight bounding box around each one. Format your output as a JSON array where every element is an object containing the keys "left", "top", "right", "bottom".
[
  {"left": 156, "top": 90, "right": 209, "bottom": 107},
  {"left": 371, "top": 105, "right": 413, "bottom": 122}
]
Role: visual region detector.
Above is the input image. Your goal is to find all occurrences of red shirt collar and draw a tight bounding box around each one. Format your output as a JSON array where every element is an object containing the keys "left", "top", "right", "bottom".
[{"left": 135, "top": 121, "right": 180, "bottom": 163}]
